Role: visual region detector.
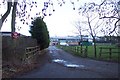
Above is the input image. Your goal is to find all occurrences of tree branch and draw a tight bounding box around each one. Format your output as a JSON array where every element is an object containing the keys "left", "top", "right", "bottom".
[
  {"left": 87, "top": 17, "right": 94, "bottom": 37},
  {"left": 109, "top": 19, "right": 120, "bottom": 34},
  {"left": 99, "top": 16, "right": 120, "bottom": 20},
  {"left": 99, "top": 15, "right": 120, "bottom": 34}
]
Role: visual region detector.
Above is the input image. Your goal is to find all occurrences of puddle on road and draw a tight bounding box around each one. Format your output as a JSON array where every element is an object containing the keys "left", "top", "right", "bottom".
[
  {"left": 49, "top": 50, "right": 53, "bottom": 53},
  {"left": 52, "top": 59, "right": 85, "bottom": 68},
  {"left": 64, "top": 64, "right": 85, "bottom": 68},
  {"left": 53, "top": 59, "right": 67, "bottom": 63}
]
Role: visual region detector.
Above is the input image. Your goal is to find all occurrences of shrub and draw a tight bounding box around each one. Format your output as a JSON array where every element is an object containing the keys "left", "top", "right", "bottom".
[{"left": 29, "top": 17, "right": 50, "bottom": 50}]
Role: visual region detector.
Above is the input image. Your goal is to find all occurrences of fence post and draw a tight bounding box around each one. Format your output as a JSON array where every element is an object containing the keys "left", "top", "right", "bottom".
[
  {"left": 85, "top": 46, "right": 88, "bottom": 57},
  {"left": 99, "top": 47, "right": 102, "bottom": 58},
  {"left": 73, "top": 47, "right": 75, "bottom": 52},
  {"left": 78, "top": 46, "right": 80, "bottom": 55},
  {"left": 75, "top": 47, "right": 77, "bottom": 52},
  {"left": 77, "top": 46, "right": 79, "bottom": 54},
  {"left": 109, "top": 48, "right": 112, "bottom": 60},
  {"left": 81, "top": 45, "right": 83, "bottom": 55}
]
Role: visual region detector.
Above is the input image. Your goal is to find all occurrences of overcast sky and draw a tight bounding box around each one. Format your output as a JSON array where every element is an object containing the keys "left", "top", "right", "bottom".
[
  {"left": 0, "top": 0, "right": 83, "bottom": 37},
  {"left": 0, "top": 0, "right": 117, "bottom": 37}
]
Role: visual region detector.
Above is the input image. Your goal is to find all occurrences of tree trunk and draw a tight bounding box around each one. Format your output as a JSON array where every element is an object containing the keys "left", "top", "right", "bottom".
[
  {"left": 11, "top": 1, "right": 18, "bottom": 64},
  {"left": 80, "top": 35, "right": 83, "bottom": 55},
  {"left": 93, "top": 37, "right": 97, "bottom": 58},
  {"left": 11, "top": 1, "right": 18, "bottom": 32},
  {"left": 0, "top": 2, "right": 12, "bottom": 30}
]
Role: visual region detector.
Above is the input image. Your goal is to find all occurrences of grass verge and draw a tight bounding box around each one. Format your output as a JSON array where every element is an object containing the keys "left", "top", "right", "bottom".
[{"left": 56, "top": 45, "right": 120, "bottom": 63}]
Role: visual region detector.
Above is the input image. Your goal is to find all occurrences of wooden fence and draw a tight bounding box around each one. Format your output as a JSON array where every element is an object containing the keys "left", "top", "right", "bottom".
[
  {"left": 99, "top": 47, "right": 120, "bottom": 60},
  {"left": 61, "top": 46, "right": 88, "bottom": 57},
  {"left": 59, "top": 45, "right": 119, "bottom": 62},
  {"left": 24, "top": 46, "right": 40, "bottom": 63}
]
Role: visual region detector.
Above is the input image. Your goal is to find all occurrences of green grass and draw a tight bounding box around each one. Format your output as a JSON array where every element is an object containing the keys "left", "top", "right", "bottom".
[{"left": 56, "top": 45, "right": 120, "bottom": 63}]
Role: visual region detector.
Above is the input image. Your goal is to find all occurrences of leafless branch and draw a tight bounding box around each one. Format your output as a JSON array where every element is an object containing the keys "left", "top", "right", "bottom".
[
  {"left": 109, "top": 19, "right": 120, "bottom": 34},
  {"left": 99, "top": 16, "right": 120, "bottom": 20}
]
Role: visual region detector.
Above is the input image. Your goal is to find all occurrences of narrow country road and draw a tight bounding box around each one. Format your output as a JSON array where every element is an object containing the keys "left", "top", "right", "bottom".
[{"left": 16, "top": 46, "right": 119, "bottom": 78}]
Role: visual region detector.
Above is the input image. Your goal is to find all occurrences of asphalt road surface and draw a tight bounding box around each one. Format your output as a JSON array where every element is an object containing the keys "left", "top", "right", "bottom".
[{"left": 16, "top": 46, "right": 119, "bottom": 78}]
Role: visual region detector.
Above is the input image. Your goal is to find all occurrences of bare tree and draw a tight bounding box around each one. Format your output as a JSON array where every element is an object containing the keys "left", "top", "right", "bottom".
[
  {"left": 78, "top": 2, "right": 104, "bottom": 58},
  {"left": 73, "top": 21, "right": 83, "bottom": 54},
  {"left": 76, "top": 0, "right": 120, "bottom": 57},
  {"left": 98, "top": 0, "right": 120, "bottom": 44}
]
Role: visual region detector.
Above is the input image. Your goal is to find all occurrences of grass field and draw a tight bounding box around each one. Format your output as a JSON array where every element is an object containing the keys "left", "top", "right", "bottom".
[{"left": 56, "top": 45, "right": 120, "bottom": 63}]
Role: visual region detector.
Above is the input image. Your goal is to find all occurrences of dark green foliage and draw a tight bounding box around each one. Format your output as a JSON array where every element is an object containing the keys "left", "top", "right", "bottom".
[{"left": 29, "top": 17, "right": 50, "bottom": 50}]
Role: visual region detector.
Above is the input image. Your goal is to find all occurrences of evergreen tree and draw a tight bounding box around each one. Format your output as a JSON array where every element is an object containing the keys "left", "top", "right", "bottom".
[{"left": 29, "top": 17, "right": 50, "bottom": 50}]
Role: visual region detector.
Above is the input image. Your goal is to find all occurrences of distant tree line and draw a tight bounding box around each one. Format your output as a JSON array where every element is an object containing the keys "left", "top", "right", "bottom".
[{"left": 95, "top": 36, "right": 119, "bottom": 45}]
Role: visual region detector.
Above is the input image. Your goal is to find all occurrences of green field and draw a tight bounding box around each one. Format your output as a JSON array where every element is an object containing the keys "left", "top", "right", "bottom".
[{"left": 56, "top": 45, "right": 120, "bottom": 63}]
